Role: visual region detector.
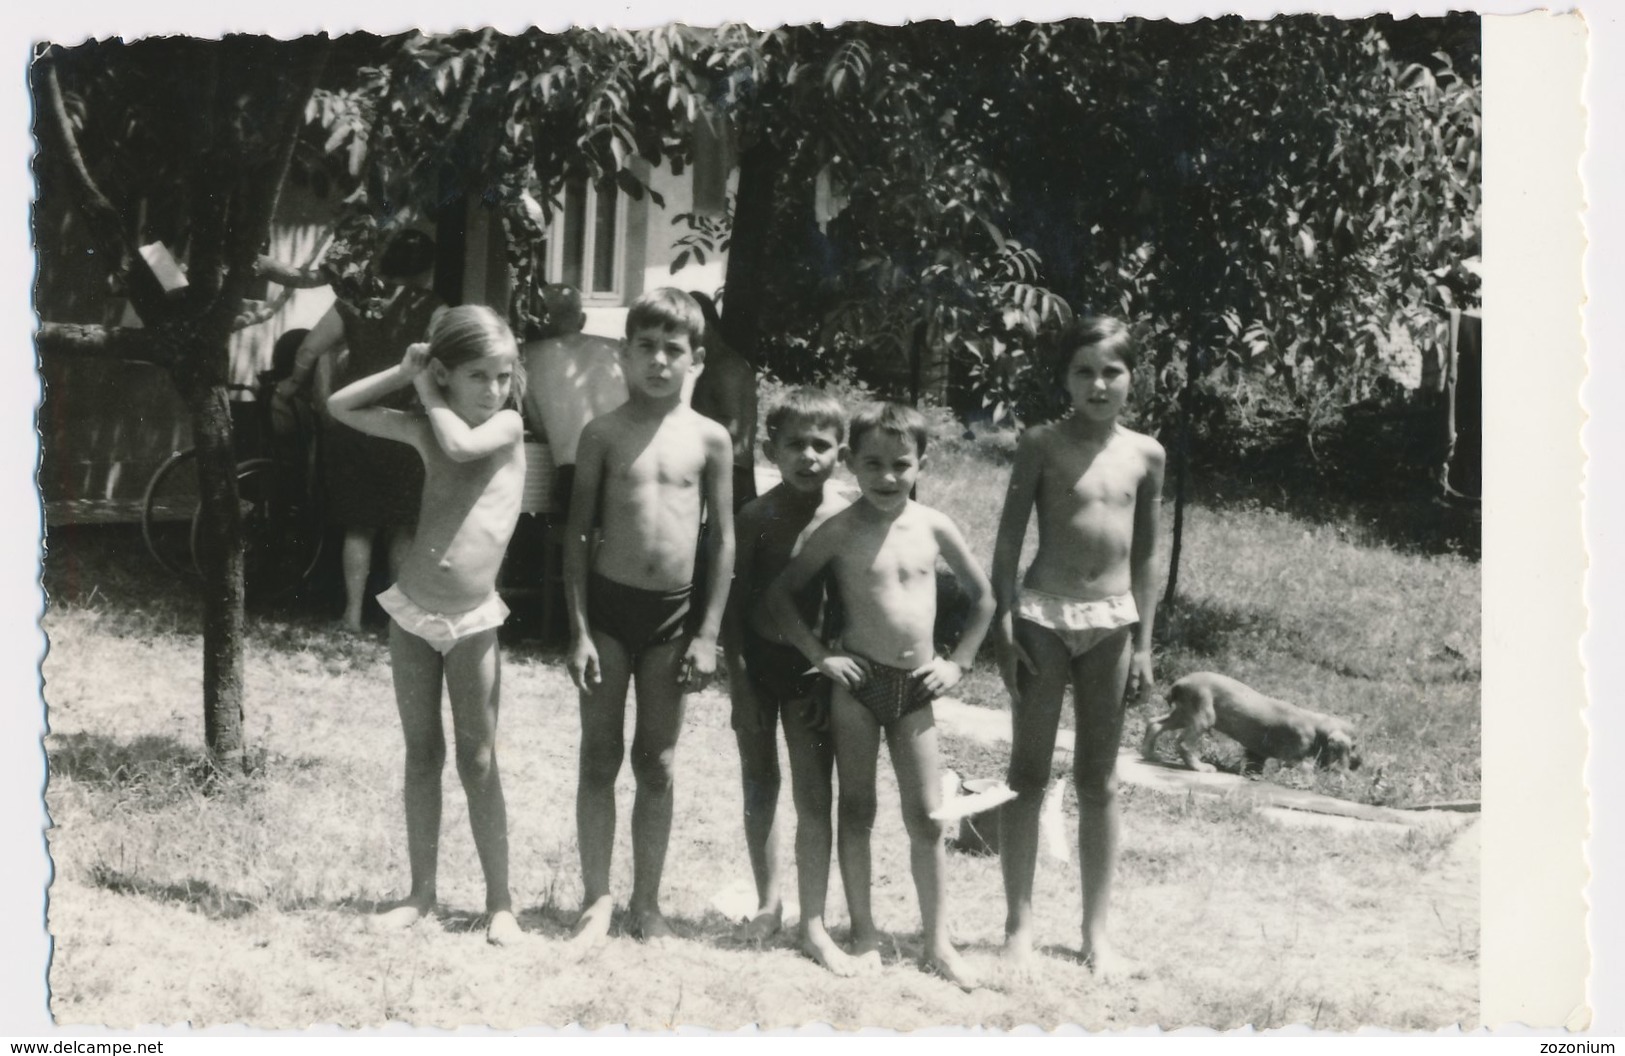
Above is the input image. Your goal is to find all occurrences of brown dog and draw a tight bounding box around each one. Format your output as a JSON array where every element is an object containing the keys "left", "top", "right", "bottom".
[{"left": 1141, "top": 672, "right": 1362, "bottom": 774}]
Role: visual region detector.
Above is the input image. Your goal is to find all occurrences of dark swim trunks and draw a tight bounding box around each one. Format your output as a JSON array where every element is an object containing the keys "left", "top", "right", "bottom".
[
  {"left": 587, "top": 570, "right": 694, "bottom": 656},
  {"left": 848, "top": 656, "right": 936, "bottom": 726},
  {"left": 738, "top": 631, "right": 823, "bottom": 721}
]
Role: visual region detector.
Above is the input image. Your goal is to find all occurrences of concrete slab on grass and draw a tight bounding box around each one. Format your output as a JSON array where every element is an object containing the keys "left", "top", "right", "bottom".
[{"left": 933, "top": 697, "right": 1471, "bottom": 833}]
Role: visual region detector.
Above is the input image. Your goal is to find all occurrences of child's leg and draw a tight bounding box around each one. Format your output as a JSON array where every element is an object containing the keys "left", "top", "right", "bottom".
[
  {"left": 379, "top": 620, "right": 446, "bottom": 928},
  {"left": 443, "top": 627, "right": 519, "bottom": 945},
  {"left": 625, "top": 637, "right": 690, "bottom": 940},
  {"left": 829, "top": 687, "right": 882, "bottom": 966},
  {"left": 570, "top": 629, "right": 633, "bottom": 946},
  {"left": 782, "top": 692, "right": 853, "bottom": 974},
  {"left": 886, "top": 707, "right": 978, "bottom": 990},
  {"left": 340, "top": 528, "right": 374, "bottom": 630},
  {"left": 1000, "top": 619, "right": 1073, "bottom": 962},
  {"left": 733, "top": 705, "right": 783, "bottom": 938},
  {"left": 1071, "top": 627, "right": 1134, "bottom": 974}
]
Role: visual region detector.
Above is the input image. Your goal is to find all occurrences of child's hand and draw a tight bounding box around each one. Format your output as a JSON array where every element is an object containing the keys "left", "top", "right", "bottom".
[
  {"left": 995, "top": 618, "right": 1035, "bottom": 707},
  {"left": 1126, "top": 649, "right": 1154, "bottom": 705},
  {"left": 914, "top": 657, "right": 963, "bottom": 697},
  {"left": 400, "top": 342, "right": 432, "bottom": 378},
  {"left": 568, "top": 636, "right": 601, "bottom": 695},
  {"left": 817, "top": 653, "right": 868, "bottom": 691},
  {"left": 680, "top": 635, "right": 718, "bottom": 692}
]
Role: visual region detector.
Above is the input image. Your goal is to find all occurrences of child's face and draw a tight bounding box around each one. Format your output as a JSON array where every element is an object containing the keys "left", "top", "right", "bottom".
[
  {"left": 1063, "top": 342, "right": 1132, "bottom": 423},
  {"left": 437, "top": 353, "right": 515, "bottom": 426},
  {"left": 846, "top": 430, "right": 922, "bottom": 514},
  {"left": 621, "top": 325, "right": 701, "bottom": 400},
  {"left": 765, "top": 418, "right": 843, "bottom": 494}
]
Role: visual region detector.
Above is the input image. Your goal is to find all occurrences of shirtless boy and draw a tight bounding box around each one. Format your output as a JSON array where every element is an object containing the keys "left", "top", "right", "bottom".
[
  {"left": 563, "top": 288, "right": 735, "bottom": 949},
  {"left": 992, "top": 316, "right": 1164, "bottom": 976},
  {"left": 722, "top": 388, "right": 853, "bottom": 973},
  {"left": 767, "top": 402, "right": 995, "bottom": 990}
]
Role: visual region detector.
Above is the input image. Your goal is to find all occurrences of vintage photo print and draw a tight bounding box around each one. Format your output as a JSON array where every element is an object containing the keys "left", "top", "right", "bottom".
[{"left": 8, "top": 0, "right": 1601, "bottom": 1036}]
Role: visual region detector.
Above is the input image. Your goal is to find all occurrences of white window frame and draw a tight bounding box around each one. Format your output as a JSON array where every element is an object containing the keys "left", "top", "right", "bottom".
[{"left": 545, "top": 178, "right": 626, "bottom": 305}]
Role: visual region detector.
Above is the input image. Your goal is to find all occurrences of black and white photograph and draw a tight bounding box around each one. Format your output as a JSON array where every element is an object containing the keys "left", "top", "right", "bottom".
[{"left": 15, "top": 0, "right": 1599, "bottom": 1035}]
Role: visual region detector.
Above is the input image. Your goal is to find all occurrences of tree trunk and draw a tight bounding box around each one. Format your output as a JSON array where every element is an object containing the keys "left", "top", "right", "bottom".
[
  {"left": 718, "top": 139, "right": 783, "bottom": 361},
  {"left": 1162, "top": 336, "right": 1199, "bottom": 611},
  {"left": 174, "top": 340, "right": 247, "bottom": 765}
]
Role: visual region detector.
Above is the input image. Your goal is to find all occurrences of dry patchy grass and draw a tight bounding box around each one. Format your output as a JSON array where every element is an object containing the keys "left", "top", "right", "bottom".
[{"left": 40, "top": 449, "right": 1479, "bottom": 1030}]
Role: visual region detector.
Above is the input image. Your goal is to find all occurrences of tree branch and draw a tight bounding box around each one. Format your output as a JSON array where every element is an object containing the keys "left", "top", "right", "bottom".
[
  {"left": 37, "top": 54, "right": 172, "bottom": 324},
  {"left": 36, "top": 323, "right": 168, "bottom": 365}
]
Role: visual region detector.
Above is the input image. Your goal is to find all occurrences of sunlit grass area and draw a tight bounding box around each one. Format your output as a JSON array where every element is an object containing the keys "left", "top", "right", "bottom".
[{"left": 41, "top": 435, "right": 1478, "bottom": 1029}]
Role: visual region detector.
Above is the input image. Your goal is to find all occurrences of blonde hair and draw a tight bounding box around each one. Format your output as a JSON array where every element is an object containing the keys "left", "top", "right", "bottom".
[{"left": 428, "top": 305, "right": 526, "bottom": 406}]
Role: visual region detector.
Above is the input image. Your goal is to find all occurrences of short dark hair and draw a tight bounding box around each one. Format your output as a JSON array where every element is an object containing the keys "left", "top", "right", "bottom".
[
  {"left": 625, "top": 287, "right": 705, "bottom": 346},
  {"left": 1047, "top": 316, "right": 1138, "bottom": 390},
  {"left": 849, "top": 401, "right": 928, "bottom": 458},
  {"left": 766, "top": 387, "right": 847, "bottom": 443},
  {"left": 376, "top": 229, "right": 436, "bottom": 280}
]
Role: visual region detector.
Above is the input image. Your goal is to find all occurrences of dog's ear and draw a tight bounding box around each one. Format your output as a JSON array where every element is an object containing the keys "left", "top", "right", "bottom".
[{"left": 1319, "top": 729, "right": 1356, "bottom": 770}]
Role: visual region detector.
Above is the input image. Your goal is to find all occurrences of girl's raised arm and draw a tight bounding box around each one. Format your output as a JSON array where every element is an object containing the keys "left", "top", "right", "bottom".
[
  {"left": 413, "top": 367, "right": 524, "bottom": 462},
  {"left": 326, "top": 343, "right": 429, "bottom": 446}
]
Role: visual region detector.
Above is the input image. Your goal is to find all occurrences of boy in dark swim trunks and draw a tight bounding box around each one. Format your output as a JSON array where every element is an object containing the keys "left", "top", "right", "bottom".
[
  {"left": 562, "top": 288, "right": 735, "bottom": 951},
  {"left": 721, "top": 388, "right": 854, "bottom": 972},
  {"left": 766, "top": 402, "right": 994, "bottom": 989}
]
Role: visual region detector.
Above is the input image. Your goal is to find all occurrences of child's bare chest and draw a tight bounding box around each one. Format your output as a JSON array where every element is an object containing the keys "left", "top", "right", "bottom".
[
  {"left": 608, "top": 430, "right": 705, "bottom": 489},
  {"left": 1044, "top": 444, "right": 1140, "bottom": 511},
  {"left": 839, "top": 521, "right": 938, "bottom": 588}
]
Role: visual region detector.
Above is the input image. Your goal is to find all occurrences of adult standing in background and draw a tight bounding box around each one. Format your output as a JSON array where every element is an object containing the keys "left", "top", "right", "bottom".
[
  {"left": 519, "top": 284, "right": 628, "bottom": 516},
  {"left": 689, "top": 291, "right": 759, "bottom": 513},
  {"left": 274, "top": 229, "right": 445, "bottom": 632}
]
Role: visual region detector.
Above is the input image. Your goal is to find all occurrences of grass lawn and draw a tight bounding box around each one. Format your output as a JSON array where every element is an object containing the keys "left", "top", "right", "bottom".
[{"left": 41, "top": 438, "right": 1479, "bottom": 1030}]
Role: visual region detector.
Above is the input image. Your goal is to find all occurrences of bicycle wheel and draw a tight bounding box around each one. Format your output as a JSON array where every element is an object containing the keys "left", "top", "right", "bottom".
[
  {"left": 141, "top": 448, "right": 201, "bottom": 580},
  {"left": 230, "top": 457, "right": 325, "bottom": 602}
]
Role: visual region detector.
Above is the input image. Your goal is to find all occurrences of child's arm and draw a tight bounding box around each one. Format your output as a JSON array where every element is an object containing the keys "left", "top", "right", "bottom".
[
  {"left": 1127, "top": 437, "right": 1167, "bottom": 703},
  {"left": 989, "top": 428, "right": 1044, "bottom": 703},
  {"left": 765, "top": 519, "right": 866, "bottom": 690},
  {"left": 683, "top": 421, "right": 737, "bottom": 687},
  {"left": 325, "top": 342, "right": 430, "bottom": 445},
  {"left": 721, "top": 503, "right": 763, "bottom": 730},
  {"left": 915, "top": 512, "right": 997, "bottom": 696},
  {"left": 411, "top": 369, "right": 524, "bottom": 461},
  {"left": 563, "top": 419, "right": 608, "bottom": 693}
]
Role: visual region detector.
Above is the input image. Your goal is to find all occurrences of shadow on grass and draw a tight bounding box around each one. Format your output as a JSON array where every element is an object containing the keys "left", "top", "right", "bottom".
[
  {"left": 1188, "top": 474, "right": 1480, "bottom": 560},
  {"left": 48, "top": 731, "right": 324, "bottom": 804},
  {"left": 83, "top": 863, "right": 379, "bottom": 922}
]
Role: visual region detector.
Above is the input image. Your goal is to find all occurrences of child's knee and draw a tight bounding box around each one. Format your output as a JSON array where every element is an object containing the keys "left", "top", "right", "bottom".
[
  {"left": 403, "top": 734, "right": 447, "bottom": 774},
  {"left": 838, "top": 790, "right": 877, "bottom": 830},
  {"left": 579, "top": 740, "right": 624, "bottom": 787},
  {"left": 902, "top": 803, "right": 948, "bottom": 845},
  {"left": 1007, "top": 754, "right": 1053, "bottom": 797},
  {"left": 455, "top": 739, "right": 497, "bottom": 784},
  {"left": 1074, "top": 766, "right": 1119, "bottom": 806},
  {"left": 630, "top": 744, "right": 677, "bottom": 792},
  {"left": 791, "top": 776, "right": 833, "bottom": 818}
]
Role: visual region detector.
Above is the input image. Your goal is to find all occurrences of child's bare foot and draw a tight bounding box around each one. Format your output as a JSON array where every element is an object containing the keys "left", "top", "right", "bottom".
[
  {"left": 370, "top": 896, "right": 433, "bottom": 933},
  {"left": 485, "top": 910, "right": 522, "bottom": 947},
  {"left": 739, "top": 904, "right": 782, "bottom": 943},
  {"left": 1077, "top": 937, "right": 1129, "bottom": 981},
  {"left": 337, "top": 616, "right": 364, "bottom": 636},
  {"left": 1000, "top": 931, "right": 1039, "bottom": 974},
  {"left": 562, "top": 896, "right": 613, "bottom": 957},
  {"left": 849, "top": 927, "right": 883, "bottom": 974},
  {"left": 627, "top": 907, "right": 675, "bottom": 945},
  {"left": 923, "top": 944, "right": 981, "bottom": 992},
  {"left": 800, "top": 924, "right": 859, "bottom": 977}
]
